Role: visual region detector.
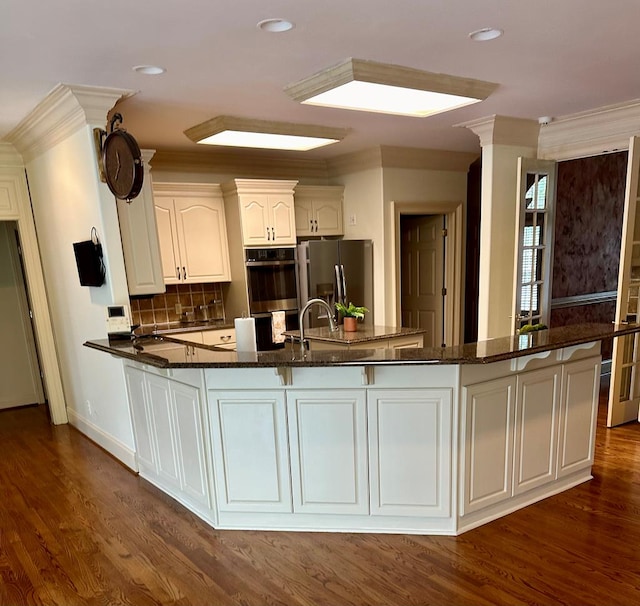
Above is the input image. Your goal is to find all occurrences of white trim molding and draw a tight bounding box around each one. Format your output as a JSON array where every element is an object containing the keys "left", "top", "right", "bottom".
[
  {"left": 5, "top": 84, "right": 134, "bottom": 163},
  {"left": 551, "top": 291, "right": 617, "bottom": 309},
  {"left": 538, "top": 99, "right": 640, "bottom": 161}
]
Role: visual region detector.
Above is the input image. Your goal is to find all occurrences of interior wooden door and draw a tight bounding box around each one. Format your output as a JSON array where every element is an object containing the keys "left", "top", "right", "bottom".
[
  {"left": 0, "top": 221, "right": 44, "bottom": 409},
  {"left": 609, "top": 136, "right": 640, "bottom": 427},
  {"left": 400, "top": 215, "right": 444, "bottom": 347}
]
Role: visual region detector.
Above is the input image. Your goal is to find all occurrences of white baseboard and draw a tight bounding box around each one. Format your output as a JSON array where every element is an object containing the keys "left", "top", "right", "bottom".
[{"left": 67, "top": 408, "right": 138, "bottom": 472}]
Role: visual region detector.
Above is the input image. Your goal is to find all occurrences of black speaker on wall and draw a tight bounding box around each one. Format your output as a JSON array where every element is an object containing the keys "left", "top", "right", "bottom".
[{"left": 73, "top": 235, "right": 105, "bottom": 287}]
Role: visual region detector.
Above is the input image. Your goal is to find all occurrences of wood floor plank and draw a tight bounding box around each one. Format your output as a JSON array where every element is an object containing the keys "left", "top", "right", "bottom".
[{"left": 1, "top": 390, "right": 640, "bottom": 605}]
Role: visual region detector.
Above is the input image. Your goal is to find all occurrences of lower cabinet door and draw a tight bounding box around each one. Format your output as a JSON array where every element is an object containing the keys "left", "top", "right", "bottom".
[
  {"left": 208, "top": 390, "right": 292, "bottom": 512},
  {"left": 146, "top": 373, "right": 182, "bottom": 493},
  {"left": 513, "top": 366, "right": 561, "bottom": 495},
  {"left": 287, "top": 389, "right": 369, "bottom": 515},
  {"left": 124, "top": 365, "right": 156, "bottom": 474},
  {"left": 368, "top": 389, "right": 452, "bottom": 517},
  {"left": 461, "top": 376, "right": 516, "bottom": 515},
  {"left": 171, "top": 381, "right": 210, "bottom": 509},
  {"left": 557, "top": 357, "right": 600, "bottom": 478}
]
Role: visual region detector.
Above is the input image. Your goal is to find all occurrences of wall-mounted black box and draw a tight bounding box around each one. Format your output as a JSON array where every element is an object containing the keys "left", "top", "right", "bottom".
[{"left": 73, "top": 240, "right": 105, "bottom": 287}]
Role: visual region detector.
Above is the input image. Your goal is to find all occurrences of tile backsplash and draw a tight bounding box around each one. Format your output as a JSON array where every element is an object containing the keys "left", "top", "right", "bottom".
[{"left": 130, "top": 283, "right": 224, "bottom": 327}]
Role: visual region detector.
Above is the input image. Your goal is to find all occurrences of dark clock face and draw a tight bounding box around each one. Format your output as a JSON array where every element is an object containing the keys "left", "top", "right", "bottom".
[{"left": 103, "top": 130, "right": 143, "bottom": 200}]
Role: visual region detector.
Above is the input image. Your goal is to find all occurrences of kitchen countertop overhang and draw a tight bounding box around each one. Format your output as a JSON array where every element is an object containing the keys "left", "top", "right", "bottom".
[{"left": 84, "top": 323, "right": 639, "bottom": 369}]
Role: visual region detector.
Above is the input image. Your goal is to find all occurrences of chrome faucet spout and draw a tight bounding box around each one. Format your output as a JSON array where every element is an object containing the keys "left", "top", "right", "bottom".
[{"left": 299, "top": 298, "right": 338, "bottom": 349}]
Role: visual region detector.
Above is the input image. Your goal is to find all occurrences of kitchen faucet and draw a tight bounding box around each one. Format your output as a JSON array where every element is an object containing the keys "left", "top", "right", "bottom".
[{"left": 299, "top": 298, "right": 338, "bottom": 349}]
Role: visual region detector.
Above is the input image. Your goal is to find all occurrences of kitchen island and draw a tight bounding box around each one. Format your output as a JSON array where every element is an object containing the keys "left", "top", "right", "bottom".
[
  {"left": 283, "top": 324, "right": 425, "bottom": 350},
  {"left": 85, "top": 323, "right": 639, "bottom": 535}
]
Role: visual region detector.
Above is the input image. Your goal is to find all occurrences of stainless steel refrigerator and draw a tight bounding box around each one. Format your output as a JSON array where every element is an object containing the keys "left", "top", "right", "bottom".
[{"left": 297, "top": 239, "right": 373, "bottom": 328}]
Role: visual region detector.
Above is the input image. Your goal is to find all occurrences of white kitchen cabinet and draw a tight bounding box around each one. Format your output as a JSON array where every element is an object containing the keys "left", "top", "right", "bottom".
[
  {"left": 154, "top": 183, "right": 231, "bottom": 284},
  {"left": 123, "top": 363, "right": 212, "bottom": 516},
  {"left": 294, "top": 185, "right": 344, "bottom": 237},
  {"left": 287, "top": 389, "right": 369, "bottom": 515},
  {"left": 208, "top": 390, "right": 292, "bottom": 512},
  {"left": 222, "top": 179, "right": 297, "bottom": 247},
  {"left": 512, "top": 366, "right": 561, "bottom": 495},
  {"left": 461, "top": 376, "right": 516, "bottom": 515},
  {"left": 117, "top": 150, "right": 165, "bottom": 296},
  {"left": 557, "top": 356, "right": 600, "bottom": 478},
  {"left": 368, "top": 389, "right": 451, "bottom": 517}
]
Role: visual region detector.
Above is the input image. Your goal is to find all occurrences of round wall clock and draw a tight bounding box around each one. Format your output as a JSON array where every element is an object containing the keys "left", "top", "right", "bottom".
[{"left": 102, "top": 114, "right": 144, "bottom": 201}]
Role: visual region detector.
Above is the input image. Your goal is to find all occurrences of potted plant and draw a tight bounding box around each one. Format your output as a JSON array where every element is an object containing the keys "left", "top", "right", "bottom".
[{"left": 335, "top": 301, "right": 369, "bottom": 332}]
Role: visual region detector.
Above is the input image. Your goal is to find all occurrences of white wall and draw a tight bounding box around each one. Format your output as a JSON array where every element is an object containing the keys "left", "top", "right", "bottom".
[{"left": 25, "top": 125, "right": 136, "bottom": 468}]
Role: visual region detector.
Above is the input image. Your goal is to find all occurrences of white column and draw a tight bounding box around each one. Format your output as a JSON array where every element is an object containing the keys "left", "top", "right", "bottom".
[{"left": 461, "top": 116, "right": 539, "bottom": 340}]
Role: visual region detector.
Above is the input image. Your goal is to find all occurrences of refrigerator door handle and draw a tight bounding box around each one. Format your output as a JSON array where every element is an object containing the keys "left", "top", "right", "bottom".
[
  {"left": 340, "top": 264, "right": 347, "bottom": 303},
  {"left": 335, "top": 264, "right": 344, "bottom": 304}
]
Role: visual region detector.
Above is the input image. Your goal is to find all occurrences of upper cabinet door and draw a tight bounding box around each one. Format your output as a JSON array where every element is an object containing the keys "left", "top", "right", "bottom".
[
  {"left": 174, "top": 197, "right": 231, "bottom": 283},
  {"left": 269, "top": 196, "right": 296, "bottom": 245},
  {"left": 294, "top": 185, "right": 344, "bottom": 237},
  {"left": 154, "top": 184, "right": 232, "bottom": 284},
  {"left": 154, "top": 195, "right": 181, "bottom": 284},
  {"left": 240, "top": 195, "right": 270, "bottom": 246}
]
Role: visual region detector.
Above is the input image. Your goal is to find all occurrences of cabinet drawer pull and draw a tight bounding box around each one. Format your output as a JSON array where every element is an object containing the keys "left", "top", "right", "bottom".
[
  {"left": 182, "top": 266, "right": 187, "bottom": 280},
  {"left": 176, "top": 266, "right": 180, "bottom": 279},
  {"left": 221, "top": 335, "right": 231, "bottom": 342}
]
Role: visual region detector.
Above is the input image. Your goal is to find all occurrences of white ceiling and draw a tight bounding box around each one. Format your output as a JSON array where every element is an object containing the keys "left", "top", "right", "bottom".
[{"left": 3, "top": 0, "right": 640, "bottom": 160}]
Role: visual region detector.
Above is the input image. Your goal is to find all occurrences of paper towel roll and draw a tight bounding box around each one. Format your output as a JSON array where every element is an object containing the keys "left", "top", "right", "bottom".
[{"left": 234, "top": 317, "right": 257, "bottom": 352}]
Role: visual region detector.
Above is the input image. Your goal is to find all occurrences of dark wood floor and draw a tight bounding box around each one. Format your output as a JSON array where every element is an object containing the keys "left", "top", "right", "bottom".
[{"left": 1, "top": 386, "right": 640, "bottom": 606}]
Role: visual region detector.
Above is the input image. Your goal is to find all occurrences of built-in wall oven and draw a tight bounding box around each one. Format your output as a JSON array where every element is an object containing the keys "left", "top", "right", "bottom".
[{"left": 245, "top": 247, "right": 299, "bottom": 351}]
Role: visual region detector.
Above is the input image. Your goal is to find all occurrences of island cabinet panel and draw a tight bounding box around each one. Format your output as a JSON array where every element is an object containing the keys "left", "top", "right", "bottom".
[
  {"left": 461, "top": 376, "right": 516, "bottom": 515},
  {"left": 124, "top": 365, "right": 156, "bottom": 474},
  {"left": 368, "top": 389, "right": 452, "bottom": 517},
  {"left": 287, "top": 390, "right": 369, "bottom": 514},
  {"left": 146, "top": 373, "right": 182, "bottom": 492},
  {"left": 513, "top": 366, "right": 561, "bottom": 495},
  {"left": 209, "top": 391, "right": 292, "bottom": 513},
  {"left": 557, "top": 356, "right": 600, "bottom": 478},
  {"left": 123, "top": 364, "right": 213, "bottom": 518}
]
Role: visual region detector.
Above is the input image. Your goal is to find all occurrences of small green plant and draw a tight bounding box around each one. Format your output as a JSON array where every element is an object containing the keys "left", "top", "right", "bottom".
[
  {"left": 518, "top": 323, "right": 548, "bottom": 334},
  {"left": 335, "top": 301, "right": 369, "bottom": 320}
]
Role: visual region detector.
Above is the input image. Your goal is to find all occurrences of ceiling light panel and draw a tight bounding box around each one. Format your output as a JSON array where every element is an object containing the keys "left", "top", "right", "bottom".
[
  {"left": 184, "top": 116, "right": 348, "bottom": 151},
  {"left": 285, "top": 58, "right": 498, "bottom": 117}
]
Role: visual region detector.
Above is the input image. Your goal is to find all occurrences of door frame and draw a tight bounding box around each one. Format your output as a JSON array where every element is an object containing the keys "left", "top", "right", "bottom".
[
  {"left": 391, "top": 200, "right": 464, "bottom": 346},
  {"left": 0, "top": 150, "right": 67, "bottom": 424}
]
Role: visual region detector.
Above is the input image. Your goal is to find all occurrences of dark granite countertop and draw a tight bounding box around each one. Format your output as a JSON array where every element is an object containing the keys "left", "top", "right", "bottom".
[
  {"left": 84, "top": 323, "right": 640, "bottom": 369},
  {"left": 283, "top": 324, "right": 425, "bottom": 344},
  {"left": 134, "top": 320, "right": 235, "bottom": 336}
]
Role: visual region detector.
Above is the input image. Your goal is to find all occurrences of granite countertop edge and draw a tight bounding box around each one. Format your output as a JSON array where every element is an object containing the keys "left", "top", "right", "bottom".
[
  {"left": 84, "top": 323, "right": 639, "bottom": 369},
  {"left": 283, "top": 325, "right": 426, "bottom": 344}
]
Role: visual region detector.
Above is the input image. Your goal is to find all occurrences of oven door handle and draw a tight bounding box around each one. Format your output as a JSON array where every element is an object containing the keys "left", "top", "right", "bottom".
[{"left": 245, "top": 260, "right": 297, "bottom": 267}]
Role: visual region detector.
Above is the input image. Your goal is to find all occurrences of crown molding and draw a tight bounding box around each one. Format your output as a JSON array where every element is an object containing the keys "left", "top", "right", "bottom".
[
  {"left": 537, "top": 99, "right": 640, "bottom": 160},
  {"left": 153, "top": 181, "right": 223, "bottom": 197},
  {"left": 5, "top": 84, "right": 134, "bottom": 163},
  {"left": 380, "top": 146, "right": 478, "bottom": 171},
  {"left": 327, "top": 145, "right": 477, "bottom": 177},
  {"left": 458, "top": 115, "right": 540, "bottom": 148},
  {"left": 150, "top": 148, "right": 329, "bottom": 180},
  {"left": 0, "top": 142, "right": 25, "bottom": 167}
]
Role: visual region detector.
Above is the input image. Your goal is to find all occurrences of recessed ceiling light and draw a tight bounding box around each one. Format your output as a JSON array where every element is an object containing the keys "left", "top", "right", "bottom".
[
  {"left": 284, "top": 58, "right": 498, "bottom": 118},
  {"left": 469, "top": 28, "right": 503, "bottom": 42},
  {"left": 184, "top": 116, "right": 348, "bottom": 151},
  {"left": 132, "top": 65, "right": 166, "bottom": 75},
  {"left": 257, "top": 18, "right": 294, "bottom": 33}
]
